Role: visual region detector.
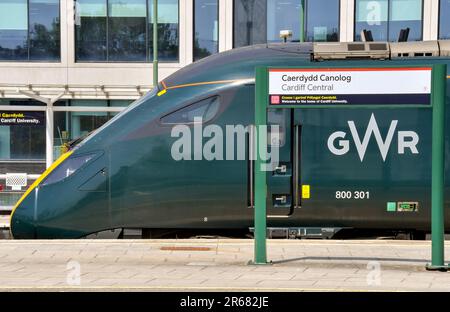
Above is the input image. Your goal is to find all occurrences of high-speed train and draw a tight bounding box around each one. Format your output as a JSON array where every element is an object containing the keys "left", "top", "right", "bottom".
[{"left": 10, "top": 41, "right": 450, "bottom": 239}]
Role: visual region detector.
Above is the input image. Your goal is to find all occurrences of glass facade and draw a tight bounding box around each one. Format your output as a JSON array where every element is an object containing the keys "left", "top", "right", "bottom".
[
  {"left": 54, "top": 112, "right": 116, "bottom": 159},
  {"left": 193, "top": 0, "right": 218, "bottom": 61},
  {"left": 267, "top": 0, "right": 301, "bottom": 43},
  {"left": 74, "top": 0, "right": 107, "bottom": 61},
  {"left": 108, "top": 0, "right": 146, "bottom": 61},
  {"left": 355, "top": 0, "right": 423, "bottom": 42},
  {"left": 0, "top": 0, "right": 28, "bottom": 60},
  {"left": 305, "top": 0, "right": 339, "bottom": 42},
  {"left": 53, "top": 99, "right": 130, "bottom": 159},
  {"left": 75, "top": 0, "right": 179, "bottom": 62},
  {"left": 0, "top": 106, "right": 45, "bottom": 161},
  {"left": 149, "top": 0, "right": 179, "bottom": 61},
  {"left": 29, "top": 0, "right": 61, "bottom": 60},
  {"left": 0, "top": 120, "right": 45, "bottom": 160},
  {"left": 234, "top": 0, "right": 339, "bottom": 48},
  {"left": 233, "top": 0, "right": 266, "bottom": 48},
  {"left": 0, "top": 99, "right": 46, "bottom": 207},
  {"left": 0, "top": 99, "right": 130, "bottom": 207},
  {"left": 439, "top": 0, "right": 450, "bottom": 39},
  {"left": 0, "top": 0, "right": 60, "bottom": 61}
]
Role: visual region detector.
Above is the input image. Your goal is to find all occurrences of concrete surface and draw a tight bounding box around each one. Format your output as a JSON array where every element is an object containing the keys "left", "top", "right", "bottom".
[{"left": 0, "top": 239, "right": 449, "bottom": 292}]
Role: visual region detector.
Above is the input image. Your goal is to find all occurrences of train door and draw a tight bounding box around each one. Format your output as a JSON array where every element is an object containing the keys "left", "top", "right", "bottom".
[{"left": 249, "top": 108, "right": 301, "bottom": 217}]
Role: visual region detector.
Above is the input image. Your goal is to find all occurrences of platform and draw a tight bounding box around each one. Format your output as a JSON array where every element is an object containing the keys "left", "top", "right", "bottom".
[{"left": 0, "top": 239, "right": 448, "bottom": 291}]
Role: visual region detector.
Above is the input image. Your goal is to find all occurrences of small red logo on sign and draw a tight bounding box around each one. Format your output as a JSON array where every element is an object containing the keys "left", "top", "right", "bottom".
[{"left": 271, "top": 95, "right": 280, "bottom": 104}]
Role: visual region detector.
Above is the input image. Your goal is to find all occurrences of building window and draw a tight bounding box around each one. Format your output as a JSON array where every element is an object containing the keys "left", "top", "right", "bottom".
[
  {"left": 354, "top": 0, "right": 423, "bottom": 42},
  {"left": 0, "top": 100, "right": 47, "bottom": 198},
  {"left": 0, "top": 98, "right": 130, "bottom": 207},
  {"left": 75, "top": 0, "right": 179, "bottom": 62},
  {"left": 194, "top": 0, "right": 219, "bottom": 61},
  {"left": 75, "top": 0, "right": 107, "bottom": 61},
  {"left": 0, "top": 0, "right": 60, "bottom": 61},
  {"left": 53, "top": 100, "right": 131, "bottom": 159},
  {"left": 305, "top": 0, "right": 339, "bottom": 42},
  {"left": 267, "top": 0, "right": 300, "bottom": 43},
  {"left": 233, "top": 0, "right": 266, "bottom": 48},
  {"left": 234, "top": 0, "right": 339, "bottom": 48},
  {"left": 439, "top": 0, "right": 450, "bottom": 39},
  {"left": 149, "top": 0, "right": 179, "bottom": 62},
  {"left": 0, "top": 101, "right": 46, "bottom": 161},
  {"left": 54, "top": 111, "right": 115, "bottom": 159},
  {"left": 108, "top": 0, "right": 147, "bottom": 61}
]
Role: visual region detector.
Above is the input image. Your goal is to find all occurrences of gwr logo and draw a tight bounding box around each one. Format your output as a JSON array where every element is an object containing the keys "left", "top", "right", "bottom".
[{"left": 327, "top": 113, "right": 419, "bottom": 162}]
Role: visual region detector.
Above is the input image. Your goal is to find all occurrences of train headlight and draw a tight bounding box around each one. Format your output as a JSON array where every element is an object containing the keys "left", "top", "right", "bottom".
[{"left": 41, "top": 153, "right": 96, "bottom": 186}]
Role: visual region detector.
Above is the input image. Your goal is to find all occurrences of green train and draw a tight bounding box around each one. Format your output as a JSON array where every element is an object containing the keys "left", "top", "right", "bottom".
[{"left": 10, "top": 41, "right": 450, "bottom": 239}]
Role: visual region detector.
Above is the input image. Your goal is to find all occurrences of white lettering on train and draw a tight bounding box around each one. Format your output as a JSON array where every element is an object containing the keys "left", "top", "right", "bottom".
[{"left": 327, "top": 113, "right": 419, "bottom": 161}]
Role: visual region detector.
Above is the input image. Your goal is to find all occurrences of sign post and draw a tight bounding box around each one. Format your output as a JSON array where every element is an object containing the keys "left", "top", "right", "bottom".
[
  {"left": 299, "top": 0, "right": 305, "bottom": 43},
  {"left": 254, "top": 64, "right": 448, "bottom": 270},
  {"left": 428, "top": 64, "right": 448, "bottom": 271},
  {"left": 254, "top": 68, "right": 268, "bottom": 265},
  {"left": 153, "top": 0, "right": 158, "bottom": 88}
]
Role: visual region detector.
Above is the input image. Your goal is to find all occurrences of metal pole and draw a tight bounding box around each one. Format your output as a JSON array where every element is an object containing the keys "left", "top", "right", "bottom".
[
  {"left": 153, "top": 0, "right": 158, "bottom": 88},
  {"left": 299, "top": 0, "right": 305, "bottom": 42},
  {"left": 45, "top": 102, "right": 54, "bottom": 168},
  {"left": 427, "top": 64, "right": 449, "bottom": 271},
  {"left": 253, "top": 67, "right": 268, "bottom": 264}
]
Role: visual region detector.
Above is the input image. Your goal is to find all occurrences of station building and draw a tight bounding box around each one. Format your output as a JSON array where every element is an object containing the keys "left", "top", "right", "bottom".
[{"left": 0, "top": 0, "right": 448, "bottom": 208}]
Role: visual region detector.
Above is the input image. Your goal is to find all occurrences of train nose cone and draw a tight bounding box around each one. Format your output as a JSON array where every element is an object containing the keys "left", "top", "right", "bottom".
[{"left": 10, "top": 189, "right": 37, "bottom": 239}]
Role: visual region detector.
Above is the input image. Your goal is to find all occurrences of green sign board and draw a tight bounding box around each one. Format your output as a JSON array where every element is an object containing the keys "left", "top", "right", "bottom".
[{"left": 253, "top": 64, "right": 448, "bottom": 271}]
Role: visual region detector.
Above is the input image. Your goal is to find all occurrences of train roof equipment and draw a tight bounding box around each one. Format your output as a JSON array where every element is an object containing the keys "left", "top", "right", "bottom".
[{"left": 312, "top": 40, "right": 450, "bottom": 61}]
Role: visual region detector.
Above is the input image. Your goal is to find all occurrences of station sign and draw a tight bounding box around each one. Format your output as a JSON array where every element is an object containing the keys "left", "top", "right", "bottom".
[
  {"left": 255, "top": 64, "right": 448, "bottom": 268},
  {"left": 0, "top": 111, "right": 45, "bottom": 126},
  {"left": 268, "top": 67, "right": 432, "bottom": 106}
]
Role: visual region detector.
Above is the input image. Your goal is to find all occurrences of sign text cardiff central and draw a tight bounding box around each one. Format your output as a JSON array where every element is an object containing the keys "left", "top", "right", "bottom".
[{"left": 268, "top": 67, "right": 432, "bottom": 105}]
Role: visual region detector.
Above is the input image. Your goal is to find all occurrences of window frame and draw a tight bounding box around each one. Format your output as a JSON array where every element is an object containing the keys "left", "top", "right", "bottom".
[
  {"left": 304, "top": 0, "right": 340, "bottom": 42},
  {"left": 232, "top": 0, "right": 267, "bottom": 48},
  {"left": 74, "top": 0, "right": 180, "bottom": 63},
  {"left": 0, "top": 0, "right": 61, "bottom": 62},
  {"left": 353, "top": 0, "right": 424, "bottom": 42},
  {"left": 232, "top": 0, "right": 340, "bottom": 48}
]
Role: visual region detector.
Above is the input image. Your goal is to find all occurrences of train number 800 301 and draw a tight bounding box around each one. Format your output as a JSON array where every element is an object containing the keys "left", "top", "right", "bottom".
[{"left": 335, "top": 191, "right": 370, "bottom": 200}]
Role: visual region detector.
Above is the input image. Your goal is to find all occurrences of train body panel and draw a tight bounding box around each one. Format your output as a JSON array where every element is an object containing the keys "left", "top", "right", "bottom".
[{"left": 9, "top": 44, "right": 450, "bottom": 238}]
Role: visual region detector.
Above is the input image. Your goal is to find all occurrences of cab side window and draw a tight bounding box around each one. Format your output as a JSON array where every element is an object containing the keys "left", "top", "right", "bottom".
[{"left": 160, "top": 96, "right": 220, "bottom": 124}]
